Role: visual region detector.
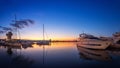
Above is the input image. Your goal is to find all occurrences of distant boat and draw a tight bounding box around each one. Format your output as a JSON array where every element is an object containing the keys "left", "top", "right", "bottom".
[
  {"left": 37, "top": 24, "right": 51, "bottom": 45},
  {"left": 0, "top": 40, "right": 5, "bottom": 45},
  {"left": 37, "top": 40, "right": 50, "bottom": 45},
  {"left": 5, "top": 41, "right": 22, "bottom": 47},
  {"left": 77, "top": 33, "right": 112, "bottom": 49},
  {"left": 20, "top": 40, "right": 33, "bottom": 45}
]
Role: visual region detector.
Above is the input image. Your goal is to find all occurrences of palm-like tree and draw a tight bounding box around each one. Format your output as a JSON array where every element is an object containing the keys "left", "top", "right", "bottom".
[
  {"left": 0, "top": 19, "right": 34, "bottom": 40},
  {"left": 0, "top": 30, "right": 4, "bottom": 34},
  {"left": 10, "top": 19, "right": 34, "bottom": 29},
  {"left": 10, "top": 19, "right": 34, "bottom": 39},
  {"left": 0, "top": 26, "right": 12, "bottom": 32}
]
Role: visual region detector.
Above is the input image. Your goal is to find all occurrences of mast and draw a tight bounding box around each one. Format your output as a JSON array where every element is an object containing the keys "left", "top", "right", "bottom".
[
  {"left": 43, "top": 24, "right": 45, "bottom": 65},
  {"left": 14, "top": 14, "right": 17, "bottom": 39},
  {"left": 43, "top": 24, "right": 45, "bottom": 40},
  {"left": 14, "top": 14, "right": 21, "bottom": 40}
]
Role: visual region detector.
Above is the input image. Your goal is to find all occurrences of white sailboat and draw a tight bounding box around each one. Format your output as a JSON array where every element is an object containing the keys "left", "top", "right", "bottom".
[{"left": 37, "top": 24, "right": 51, "bottom": 45}]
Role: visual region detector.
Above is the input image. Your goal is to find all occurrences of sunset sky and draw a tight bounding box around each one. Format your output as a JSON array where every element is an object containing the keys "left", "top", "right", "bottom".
[{"left": 0, "top": 0, "right": 120, "bottom": 40}]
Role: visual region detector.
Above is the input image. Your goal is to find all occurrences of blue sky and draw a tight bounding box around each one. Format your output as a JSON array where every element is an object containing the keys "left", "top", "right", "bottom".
[{"left": 0, "top": 0, "right": 120, "bottom": 40}]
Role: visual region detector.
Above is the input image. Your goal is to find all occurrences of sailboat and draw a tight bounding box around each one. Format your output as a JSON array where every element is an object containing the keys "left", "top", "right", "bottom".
[{"left": 37, "top": 24, "right": 51, "bottom": 45}]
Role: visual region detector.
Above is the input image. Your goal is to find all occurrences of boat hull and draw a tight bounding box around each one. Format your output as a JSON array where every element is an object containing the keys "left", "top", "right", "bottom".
[
  {"left": 77, "top": 40, "right": 111, "bottom": 49},
  {"left": 110, "top": 44, "right": 120, "bottom": 48},
  {"left": 36, "top": 40, "right": 50, "bottom": 45}
]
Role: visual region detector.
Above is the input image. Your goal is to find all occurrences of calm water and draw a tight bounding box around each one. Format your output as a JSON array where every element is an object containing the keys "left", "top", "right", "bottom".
[{"left": 0, "top": 42, "right": 120, "bottom": 68}]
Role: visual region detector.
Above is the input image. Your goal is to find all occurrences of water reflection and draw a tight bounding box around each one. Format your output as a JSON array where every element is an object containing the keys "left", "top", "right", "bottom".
[
  {"left": 7, "top": 47, "right": 13, "bottom": 55},
  {"left": 22, "top": 43, "right": 33, "bottom": 49},
  {"left": 107, "top": 48, "right": 120, "bottom": 56},
  {"left": 77, "top": 46, "right": 112, "bottom": 61},
  {"left": 1, "top": 42, "right": 120, "bottom": 68},
  {"left": 0, "top": 44, "right": 34, "bottom": 68}
]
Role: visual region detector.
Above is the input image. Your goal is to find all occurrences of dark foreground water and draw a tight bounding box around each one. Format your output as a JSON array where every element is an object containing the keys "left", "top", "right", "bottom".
[{"left": 0, "top": 42, "right": 120, "bottom": 68}]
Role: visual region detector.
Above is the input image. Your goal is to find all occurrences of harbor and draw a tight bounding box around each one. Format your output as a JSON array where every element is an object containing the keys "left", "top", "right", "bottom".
[
  {"left": 0, "top": 21, "right": 120, "bottom": 68},
  {"left": 0, "top": 0, "right": 120, "bottom": 68},
  {"left": 0, "top": 32, "right": 120, "bottom": 49}
]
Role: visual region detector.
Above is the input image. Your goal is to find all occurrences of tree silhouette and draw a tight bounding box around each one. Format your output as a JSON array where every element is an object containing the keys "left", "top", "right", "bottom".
[
  {"left": 0, "top": 30, "right": 4, "bottom": 34},
  {"left": 10, "top": 19, "right": 34, "bottom": 29},
  {"left": 0, "top": 19, "right": 34, "bottom": 39},
  {"left": 10, "top": 19, "right": 35, "bottom": 39},
  {"left": 0, "top": 26, "right": 12, "bottom": 34}
]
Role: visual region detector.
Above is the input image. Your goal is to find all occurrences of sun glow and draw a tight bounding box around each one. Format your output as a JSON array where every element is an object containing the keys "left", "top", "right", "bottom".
[{"left": 21, "top": 37, "right": 76, "bottom": 40}]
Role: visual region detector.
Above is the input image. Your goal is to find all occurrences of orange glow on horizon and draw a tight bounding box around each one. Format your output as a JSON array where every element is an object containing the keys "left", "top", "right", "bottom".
[
  {"left": 0, "top": 32, "right": 77, "bottom": 40},
  {"left": 0, "top": 36, "right": 76, "bottom": 40},
  {"left": 21, "top": 37, "right": 76, "bottom": 40}
]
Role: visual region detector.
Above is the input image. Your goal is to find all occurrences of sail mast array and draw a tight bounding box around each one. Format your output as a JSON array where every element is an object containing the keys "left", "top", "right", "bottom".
[
  {"left": 14, "top": 14, "right": 17, "bottom": 39},
  {"left": 14, "top": 14, "right": 21, "bottom": 40}
]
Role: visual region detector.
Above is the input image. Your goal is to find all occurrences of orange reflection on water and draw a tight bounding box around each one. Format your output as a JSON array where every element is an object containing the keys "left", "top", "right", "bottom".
[
  {"left": 50, "top": 42, "right": 76, "bottom": 49},
  {"left": 29, "top": 42, "right": 76, "bottom": 52},
  {"left": 44, "top": 42, "right": 76, "bottom": 52}
]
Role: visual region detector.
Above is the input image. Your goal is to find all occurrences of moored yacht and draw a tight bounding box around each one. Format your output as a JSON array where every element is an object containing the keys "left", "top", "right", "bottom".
[{"left": 77, "top": 33, "right": 112, "bottom": 49}]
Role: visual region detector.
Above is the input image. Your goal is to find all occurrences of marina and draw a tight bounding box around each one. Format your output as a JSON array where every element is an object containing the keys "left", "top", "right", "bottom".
[{"left": 0, "top": 0, "right": 120, "bottom": 68}]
